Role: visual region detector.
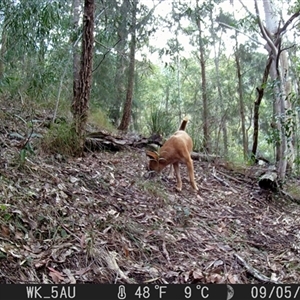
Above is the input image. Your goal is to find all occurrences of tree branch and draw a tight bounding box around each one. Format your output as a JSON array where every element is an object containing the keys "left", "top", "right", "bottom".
[
  {"left": 93, "top": 39, "right": 122, "bottom": 72},
  {"left": 254, "top": 0, "right": 278, "bottom": 57},
  {"left": 278, "top": 10, "right": 300, "bottom": 35},
  {"left": 217, "top": 22, "right": 264, "bottom": 46}
]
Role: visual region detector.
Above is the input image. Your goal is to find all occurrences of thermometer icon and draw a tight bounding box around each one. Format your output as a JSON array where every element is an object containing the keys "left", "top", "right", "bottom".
[{"left": 118, "top": 285, "right": 126, "bottom": 300}]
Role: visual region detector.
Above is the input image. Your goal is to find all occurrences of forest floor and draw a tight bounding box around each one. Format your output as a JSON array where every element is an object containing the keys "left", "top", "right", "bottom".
[{"left": 1, "top": 100, "right": 300, "bottom": 284}]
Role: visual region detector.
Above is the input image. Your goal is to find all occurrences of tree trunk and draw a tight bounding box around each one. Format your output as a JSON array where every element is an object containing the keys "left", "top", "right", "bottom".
[
  {"left": 234, "top": 37, "right": 247, "bottom": 160},
  {"left": 254, "top": 0, "right": 298, "bottom": 180},
  {"left": 71, "top": 0, "right": 95, "bottom": 154},
  {"left": 214, "top": 38, "right": 228, "bottom": 157},
  {"left": 261, "top": 0, "right": 289, "bottom": 180},
  {"left": 210, "top": 7, "right": 227, "bottom": 157},
  {"left": 251, "top": 56, "right": 272, "bottom": 158},
  {"left": 280, "top": 50, "right": 294, "bottom": 173},
  {"left": 0, "top": 23, "right": 7, "bottom": 79},
  {"left": 112, "top": 0, "right": 129, "bottom": 126},
  {"left": 196, "top": 2, "right": 209, "bottom": 153},
  {"left": 72, "top": 0, "right": 81, "bottom": 103},
  {"left": 118, "top": 0, "right": 137, "bottom": 131},
  {"left": 175, "top": 27, "right": 182, "bottom": 120}
]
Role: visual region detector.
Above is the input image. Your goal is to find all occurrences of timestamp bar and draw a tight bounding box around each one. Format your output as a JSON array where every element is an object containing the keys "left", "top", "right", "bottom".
[{"left": 0, "top": 284, "right": 300, "bottom": 300}]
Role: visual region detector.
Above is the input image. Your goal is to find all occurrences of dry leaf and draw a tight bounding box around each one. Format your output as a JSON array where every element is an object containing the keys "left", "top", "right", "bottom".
[
  {"left": 207, "top": 273, "right": 224, "bottom": 283},
  {"left": 227, "top": 273, "right": 239, "bottom": 284},
  {"left": 48, "top": 267, "right": 65, "bottom": 283},
  {"left": 192, "top": 270, "right": 203, "bottom": 280},
  {"left": 0, "top": 225, "right": 10, "bottom": 237},
  {"left": 123, "top": 246, "right": 130, "bottom": 258}
]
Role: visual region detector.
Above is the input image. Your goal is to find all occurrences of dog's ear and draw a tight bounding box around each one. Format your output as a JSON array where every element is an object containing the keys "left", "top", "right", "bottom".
[{"left": 146, "top": 150, "right": 158, "bottom": 160}]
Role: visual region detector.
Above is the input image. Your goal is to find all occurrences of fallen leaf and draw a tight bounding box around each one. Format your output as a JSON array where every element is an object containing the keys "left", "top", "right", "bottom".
[
  {"left": 1, "top": 225, "right": 10, "bottom": 237},
  {"left": 192, "top": 270, "right": 203, "bottom": 280},
  {"left": 48, "top": 267, "right": 65, "bottom": 283},
  {"left": 207, "top": 273, "right": 224, "bottom": 283}
]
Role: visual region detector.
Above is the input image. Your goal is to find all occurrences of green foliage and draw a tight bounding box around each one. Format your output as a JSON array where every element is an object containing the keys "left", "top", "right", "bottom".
[
  {"left": 0, "top": 0, "right": 72, "bottom": 105},
  {"left": 138, "top": 180, "right": 168, "bottom": 200},
  {"left": 147, "top": 109, "right": 175, "bottom": 136},
  {"left": 18, "top": 145, "right": 34, "bottom": 168},
  {"left": 0, "top": 0, "right": 299, "bottom": 167},
  {"left": 41, "top": 122, "right": 80, "bottom": 156},
  {"left": 88, "top": 107, "right": 115, "bottom": 131},
  {"left": 189, "top": 126, "right": 203, "bottom": 152},
  {"left": 0, "top": 203, "right": 11, "bottom": 223},
  {"left": 266, "top": 127, "right": 280, "bottom": 146}
]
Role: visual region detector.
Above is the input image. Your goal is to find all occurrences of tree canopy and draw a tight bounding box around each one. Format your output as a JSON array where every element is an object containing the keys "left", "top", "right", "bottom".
[{"left": 0, "top": 0, "right": 300, "bottom": 173}]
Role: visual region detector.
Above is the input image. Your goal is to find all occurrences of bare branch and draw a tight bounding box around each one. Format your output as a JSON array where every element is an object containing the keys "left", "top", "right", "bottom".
[
  {"left": 93, "top": 39, "right": 122, "bottom": 72},
  {"left": 217, "top": 22, "right": 264, "bottom": 46},
  {"left": 278, "top": 10, "right": 300, "bottom": 35},
  {"left": 280, "top": 44, "right": 296, "bottom": 53}
]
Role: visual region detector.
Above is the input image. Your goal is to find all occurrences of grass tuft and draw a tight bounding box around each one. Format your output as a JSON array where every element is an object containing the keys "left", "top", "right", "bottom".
[
  {"left": 41, "top": 122, "right": 80, "bottom": 156},
  {"left": 88, "top": 108, "right": 115, "bottom": 131}
]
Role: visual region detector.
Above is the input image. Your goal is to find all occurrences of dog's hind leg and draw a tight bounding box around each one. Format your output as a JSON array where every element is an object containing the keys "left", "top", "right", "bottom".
[
  {"left": 186, "top": 158, "right": 198, "bottom": 191},
  {"left": 173, "top": 162, "right": 182, "bottom": 191}
]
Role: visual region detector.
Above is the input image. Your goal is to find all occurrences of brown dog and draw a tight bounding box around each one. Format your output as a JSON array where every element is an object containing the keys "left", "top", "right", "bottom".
[{"left": 146, "top": 117, "right": 198, "bottom": 191}]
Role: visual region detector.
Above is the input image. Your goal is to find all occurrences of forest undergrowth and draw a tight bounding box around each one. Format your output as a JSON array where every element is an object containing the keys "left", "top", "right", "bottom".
[{"left": 1, "top": 99, "right": 300, "bottom": 284}]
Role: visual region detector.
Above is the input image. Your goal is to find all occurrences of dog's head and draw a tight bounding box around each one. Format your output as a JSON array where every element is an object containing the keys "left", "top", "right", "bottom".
[{"left": 146, "top": 150, "right": 160, "bottom": 172}]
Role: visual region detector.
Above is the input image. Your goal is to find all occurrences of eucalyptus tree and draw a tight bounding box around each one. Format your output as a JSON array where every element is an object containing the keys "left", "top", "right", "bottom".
[
  {"left": 210, "top": 10, "right": 228, "bottom": 157},
  {"left": 187, "top": 0, "right": 226, "bottom": 153},
  {"left": 254, "top": 0, "right": 300, "bottom": 179},
  {"left": 287, "top": 34, "right": 300, "bottom": 173},
  {"left": 0, "top": 0, "right": 66, "bottom": 100},
  {"left": 0, "top": 0, "right": 9, "bottom": 79},
  {"left": 112, "top": 0, "right": 130, "bottom": 126},
  {"left": 71, "top": 0, "right": 95, "bottom": 154},
  {"left": 88, "top": 0, "right": 124, "bottom": 122},
  {"left": 157, "top": 0, "right": 231, "bottom": 153},
  {"left": 72, "top": 0, "right": 81, "bottom": 109},
  {"left": 117, "top": 0, "right": 161, "bottom": 131},
  {"left": 194, "top": 0, "right": 211, "bottom": 152},
  {"left": 233, "top": 35, "right": 248, "bottom": 159},
  {"left": 118, "top": 0, "right": 138, "bottom": 131}
]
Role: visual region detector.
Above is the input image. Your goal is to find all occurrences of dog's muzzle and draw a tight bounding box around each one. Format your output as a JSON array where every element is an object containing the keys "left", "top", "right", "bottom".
[{"left": 144, "top": 170, "right": 156, "bottom": 179}]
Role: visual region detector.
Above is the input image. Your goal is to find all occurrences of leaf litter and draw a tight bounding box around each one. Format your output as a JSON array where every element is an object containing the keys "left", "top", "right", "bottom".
[{"left": 1, "top": 105, "right": 300, "bottom": 284}]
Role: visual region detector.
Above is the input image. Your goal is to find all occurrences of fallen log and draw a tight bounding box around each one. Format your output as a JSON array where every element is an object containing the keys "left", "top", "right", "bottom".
[
  {"left": 191, "top": 151, "right": 220, "bottom": 162},
  {"left": 258, "top": 171, "right": 278, "bottom": 191},
  {"left": 85, "top": 130, "right": 220, "bottom": 163},
  {"left": 85, "top": 130, "right": 163, "bottom": 151}
]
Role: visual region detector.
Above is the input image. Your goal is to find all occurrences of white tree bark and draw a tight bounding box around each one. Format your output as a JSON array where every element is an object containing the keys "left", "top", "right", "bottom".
[{"left": 258, "top": 0, "right": 293, "bottom": 180}]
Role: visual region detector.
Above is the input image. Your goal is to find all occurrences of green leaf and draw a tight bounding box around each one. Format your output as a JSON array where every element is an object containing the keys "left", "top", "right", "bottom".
[{"left": 19, "top": 149, "right": 27, "bottom": 164}]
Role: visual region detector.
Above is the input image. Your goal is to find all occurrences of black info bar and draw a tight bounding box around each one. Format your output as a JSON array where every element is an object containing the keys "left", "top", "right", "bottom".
[{"left": 1, "top": 284, "right": 300, "bottom": 300}]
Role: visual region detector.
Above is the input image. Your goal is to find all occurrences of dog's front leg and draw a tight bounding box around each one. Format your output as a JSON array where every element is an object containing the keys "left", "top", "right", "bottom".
[
  {"left": 186, "top": 159, "right": 198, "bottom": 191},
  {"left": 173, "top": 162, "right": 182, "bottom": 191}
]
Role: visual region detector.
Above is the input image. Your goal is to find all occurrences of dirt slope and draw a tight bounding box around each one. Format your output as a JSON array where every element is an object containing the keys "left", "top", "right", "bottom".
[{"left": 1, "top": 105, "right": 300, "bottom": 284}]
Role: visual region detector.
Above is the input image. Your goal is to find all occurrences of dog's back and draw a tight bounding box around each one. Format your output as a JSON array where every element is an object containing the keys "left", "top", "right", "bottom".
[{"left": 162, "top": 131, "right": 193, "bottom": 163}]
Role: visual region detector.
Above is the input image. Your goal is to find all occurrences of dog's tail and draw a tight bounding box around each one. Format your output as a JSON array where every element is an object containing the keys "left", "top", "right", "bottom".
[{"left": 179, "top": 116, "right": 190, "bottom": 131}]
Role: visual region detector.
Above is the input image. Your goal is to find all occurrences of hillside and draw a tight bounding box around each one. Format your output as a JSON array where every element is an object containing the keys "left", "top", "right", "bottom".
[{"left": 1, "top": 101, "right": 300, "bottom": 284}]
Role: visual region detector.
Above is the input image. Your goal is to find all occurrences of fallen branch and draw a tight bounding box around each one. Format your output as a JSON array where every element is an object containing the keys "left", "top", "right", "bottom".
[
  {"left": 212, "top": 168, "right": 238, "bottom": 193},
  {"left": 216, "top": 169, "right": 251, "bottom": 186},
  {"left": 280, "top": 189, "right": 300, "bottom": 205},
  {"left": 234, "top": 253, "right": 281, "bottom": 283}
]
